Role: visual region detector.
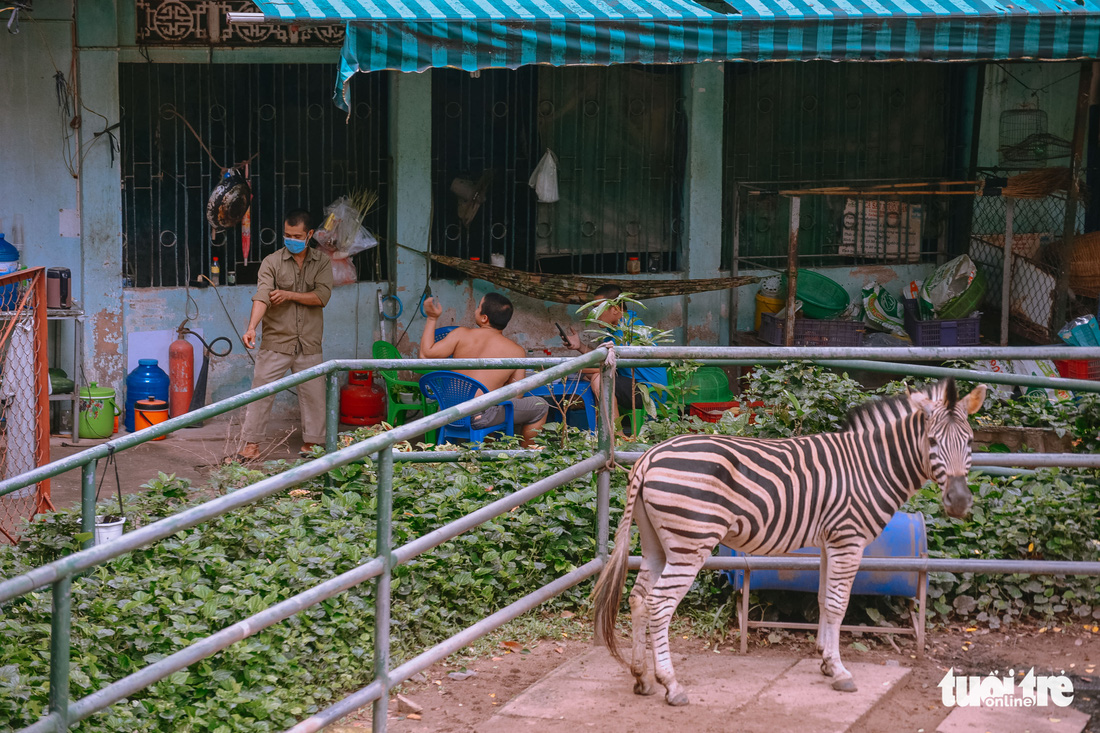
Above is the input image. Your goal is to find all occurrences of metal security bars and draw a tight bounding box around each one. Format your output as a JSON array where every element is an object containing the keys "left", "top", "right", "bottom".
[
  {"left": 430, "top": 65, "right": 685, "bottom": 277},
  {"left": 120, "top": 63, "right": 390, "bottom": 288},
  {"left": 3, "top": 345, "right": 1100, "bottom": 732}
]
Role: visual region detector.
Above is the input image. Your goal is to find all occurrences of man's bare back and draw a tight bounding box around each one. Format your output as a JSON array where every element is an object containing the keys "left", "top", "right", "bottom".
[
  {"left": 418, "top": 294, "right": 548, "bottom": 447},
  {"left": 433, "top": 326, "right": 525, "bottom": 391}
]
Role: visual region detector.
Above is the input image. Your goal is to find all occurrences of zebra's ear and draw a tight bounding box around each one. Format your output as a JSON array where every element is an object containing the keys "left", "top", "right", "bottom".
[
  {"left": 908, "top": 390, "right": 935, "bottom": 415},
  {"left": 960, "top": 384, "right": 987, "bottom": 415}
]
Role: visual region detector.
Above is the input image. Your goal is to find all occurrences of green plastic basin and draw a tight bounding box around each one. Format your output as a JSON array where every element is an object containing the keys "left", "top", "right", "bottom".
[{"left": 780, "top": 270, "right": 850, "bottom": 320}]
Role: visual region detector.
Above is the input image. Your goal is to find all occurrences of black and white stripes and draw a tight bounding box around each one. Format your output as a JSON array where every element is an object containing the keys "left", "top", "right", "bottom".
[{"left": 592, "top": 378, "right": 986, "bottom": 706}]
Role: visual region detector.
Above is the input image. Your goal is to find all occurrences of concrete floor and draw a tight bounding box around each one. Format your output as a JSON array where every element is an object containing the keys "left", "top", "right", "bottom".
[{"left": 479, "top": 649, "right": 910, "bottom": 733}]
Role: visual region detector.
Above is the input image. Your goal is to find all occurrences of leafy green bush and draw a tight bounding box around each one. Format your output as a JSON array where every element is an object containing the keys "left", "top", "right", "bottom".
[
  {"left": 904, "top": 469, "right": 1100, "bottom": 628},
  {"left": 0, "top": 437, "right": 625, "bottom": 731}
]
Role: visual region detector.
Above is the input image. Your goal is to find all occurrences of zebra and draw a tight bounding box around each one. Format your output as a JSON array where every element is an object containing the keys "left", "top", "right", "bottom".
[{"left": 592, "top": 378, "right": 986, "bottom": 706}]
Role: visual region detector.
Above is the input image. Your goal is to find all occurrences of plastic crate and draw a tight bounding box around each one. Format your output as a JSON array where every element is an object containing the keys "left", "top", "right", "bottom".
[
  {"left": 688, "top": 401, "right": 764, "bottom": 423},
  {"left": 1053, "top": 359, "right": 1100, "bottom": 380},
  {"left": 902, "top": 299, "right": 981, "bottom": 347},
  {"left": 759, "top": 312, "right": 864, "bottom": 347}
]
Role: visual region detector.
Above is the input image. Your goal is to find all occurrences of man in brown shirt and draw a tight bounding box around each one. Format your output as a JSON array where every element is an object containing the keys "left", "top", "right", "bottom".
[{"left": 238, "top": 209, "right": 334, "bottom": 460}]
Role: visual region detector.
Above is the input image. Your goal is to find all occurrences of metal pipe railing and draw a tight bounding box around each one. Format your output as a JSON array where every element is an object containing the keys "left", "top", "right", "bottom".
[
  {"left": 6, "top": 344, "right": 1100, "bottom": 733},
  {"left": 0, "top": 356, "right": 581, "bottom": 500},
  {"left": 616, "top": 345, "right": 1100, "bottom": 361},
  {"left": 616, "top": 357, "right": 1100, "bottom": 394}
]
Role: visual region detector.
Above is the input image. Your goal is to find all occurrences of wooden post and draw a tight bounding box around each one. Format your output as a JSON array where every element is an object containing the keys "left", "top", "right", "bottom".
[
  {"left": 1054, "top": 63, "right": 1093, "bottom": 332},
  {"left": 785, "top": 197, "right": 801, "bottom": 347}
]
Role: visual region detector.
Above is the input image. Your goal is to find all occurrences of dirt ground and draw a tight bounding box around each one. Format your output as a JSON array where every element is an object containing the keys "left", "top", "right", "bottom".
[
  {"left": 42, "top": 416, "right": 308, "bottom": 510},
  {"left": 336, "top": 623, "right": 1099, "bottom": 733}
]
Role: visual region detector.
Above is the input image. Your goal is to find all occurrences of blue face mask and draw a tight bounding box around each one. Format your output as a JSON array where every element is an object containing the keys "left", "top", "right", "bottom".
[{"left": 284, "top": 237, "right": 308, "bottom": 254}]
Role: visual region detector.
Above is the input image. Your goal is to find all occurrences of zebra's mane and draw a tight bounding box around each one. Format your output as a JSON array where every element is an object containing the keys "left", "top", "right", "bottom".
[
  {"left": 840, "top": 393, "right": 914, "bottom": 433},
  {"left": 840, "top": 379, "right": 953, "bottom": 433}
]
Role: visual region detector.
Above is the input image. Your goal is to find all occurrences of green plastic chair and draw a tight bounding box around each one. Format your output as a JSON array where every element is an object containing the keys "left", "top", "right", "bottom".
[{"left": 372, "top": 340, "right": 437, "bottom": 444}]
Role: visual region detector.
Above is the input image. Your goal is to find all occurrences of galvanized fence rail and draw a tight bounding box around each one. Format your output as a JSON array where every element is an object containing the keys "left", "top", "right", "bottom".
[{"left": 2, "top": 345, "right": 1100, "bottom": 732}]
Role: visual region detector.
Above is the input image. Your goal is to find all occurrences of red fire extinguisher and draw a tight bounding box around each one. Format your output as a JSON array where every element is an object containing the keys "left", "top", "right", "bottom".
[
  {"left": 169, "top": 326, "right": 195, "bottom": 418},
  {"left": 340, "top": 371, "right": 386, "bottom": 426}
]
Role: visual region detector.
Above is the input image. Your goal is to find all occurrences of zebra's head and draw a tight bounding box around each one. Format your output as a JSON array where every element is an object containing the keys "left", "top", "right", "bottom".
[{"left": 909, "top": 378, "right": 987, "bottom": 518}]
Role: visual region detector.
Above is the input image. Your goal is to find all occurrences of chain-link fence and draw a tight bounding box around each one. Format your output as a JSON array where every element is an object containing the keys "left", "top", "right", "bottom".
[
  {"left": 970, "top": 194, "right": 1087, "bottom": 343},
  {"left": 0, "top": 268, "right": 50, "bottom": 543}
]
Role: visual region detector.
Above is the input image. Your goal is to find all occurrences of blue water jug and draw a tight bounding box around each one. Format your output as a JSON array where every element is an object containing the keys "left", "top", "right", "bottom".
[
  {"left": 0, "top": 233, "right": 20, "bottom": 310},
  {"left": 125, "top": 359, "right": 170, "bottom": 433}
]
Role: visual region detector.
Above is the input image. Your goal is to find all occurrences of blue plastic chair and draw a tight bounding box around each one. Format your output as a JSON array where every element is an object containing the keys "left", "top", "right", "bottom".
[
  {"left": 434, "top": 326, "right": 458, "bottom": 343},
  {"left": 419, "top": 371, "right": 514, "bottom": 446}
]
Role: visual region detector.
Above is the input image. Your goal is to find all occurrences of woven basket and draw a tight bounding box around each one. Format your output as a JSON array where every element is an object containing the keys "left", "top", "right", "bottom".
[{"left": 1070, "top": 231, "right": 1100, "bottom": 298}]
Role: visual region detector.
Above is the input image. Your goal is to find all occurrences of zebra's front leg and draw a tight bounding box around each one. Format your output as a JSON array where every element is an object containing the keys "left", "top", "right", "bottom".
[{"left": 819, "top": 541, "right": 865, "bottom": 692}]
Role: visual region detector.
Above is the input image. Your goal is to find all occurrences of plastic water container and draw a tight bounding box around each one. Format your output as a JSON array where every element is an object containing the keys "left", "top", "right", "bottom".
[
  {"left": 717, "top": 511, "right": 927, "bottom": 598},
  {"left": 0, "top": 233, "right": 20, "bottom": 310},
  {"left": 125, "top": 359, "right": 170, "bottom": 432}
]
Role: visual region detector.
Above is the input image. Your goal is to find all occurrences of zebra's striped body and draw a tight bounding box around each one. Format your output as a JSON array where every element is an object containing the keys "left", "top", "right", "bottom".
[{"left": 592, "top": 379, "right": 986, "bottom": 705}]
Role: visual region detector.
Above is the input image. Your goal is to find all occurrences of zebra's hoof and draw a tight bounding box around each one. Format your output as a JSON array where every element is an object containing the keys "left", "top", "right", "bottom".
[
  {"left": 832, "top": 678, "right": 857, "bottom": 693},
  {"left": 820, "top": 660, "right": 833, "bottom": 677},
  {"left": 666, "top": 691, "right": 690, "bottom": 707},
  {"left": 634, "top": 680, "right": 657, "bottom": 696}
]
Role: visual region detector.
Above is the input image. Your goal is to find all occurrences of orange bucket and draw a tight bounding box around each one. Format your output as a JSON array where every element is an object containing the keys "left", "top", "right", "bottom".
[{"left": 135, "top": 396, "right": 169, "bottom": 440}]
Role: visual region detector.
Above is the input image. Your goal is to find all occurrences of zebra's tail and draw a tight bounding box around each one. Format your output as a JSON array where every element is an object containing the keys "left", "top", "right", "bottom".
[{"left": 591, "top": 458, "right": 645, "bottom": 667}]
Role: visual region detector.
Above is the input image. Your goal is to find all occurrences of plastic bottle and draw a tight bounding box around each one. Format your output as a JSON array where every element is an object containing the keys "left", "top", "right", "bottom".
[
  {"left": 125, "top": 359, "right": 170, "bottom": 433},
  {"left": 211, "top": 256, "right": 221, "bottom": 285},
  {"left": 626, "top": 256, "right": 641, "bottom": 275},
  {"left": 0, "top": 233, "right": 20, "bottom": 310}
]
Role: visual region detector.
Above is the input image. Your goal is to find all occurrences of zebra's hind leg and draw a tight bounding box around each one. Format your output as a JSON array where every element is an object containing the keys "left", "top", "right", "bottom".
[
  {"left": 629, "top": 494, "right": 665, "bottom": 696},
  {"left": 816, "top": 549, "right": 828, "bottom": 657},
  {"left": 647, "top": 556, "right": 705, "bottom": 706},
  {"left": 818, "top": 540, "right": 865, "bottom": 692}
]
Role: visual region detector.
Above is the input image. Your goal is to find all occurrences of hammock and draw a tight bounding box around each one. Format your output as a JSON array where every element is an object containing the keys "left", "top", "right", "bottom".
[{"left": 428, "top": 253, "right": 760, "bottom": 305}]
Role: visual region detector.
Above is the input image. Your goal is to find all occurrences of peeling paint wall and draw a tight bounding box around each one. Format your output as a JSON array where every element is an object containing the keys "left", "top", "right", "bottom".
[{"left": 0, "top": 3, "right": 82, "bottom": 378}]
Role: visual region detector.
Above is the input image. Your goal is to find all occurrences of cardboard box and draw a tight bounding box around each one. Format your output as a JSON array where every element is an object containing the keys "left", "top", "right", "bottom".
[{"left": 839, "top": 199, "right": 922, "bottom": 263}]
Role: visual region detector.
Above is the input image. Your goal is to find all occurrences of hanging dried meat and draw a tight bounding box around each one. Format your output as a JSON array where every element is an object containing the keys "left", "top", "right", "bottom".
[{"left": 206, "top": 168, "right": 251, "bottom": 230}]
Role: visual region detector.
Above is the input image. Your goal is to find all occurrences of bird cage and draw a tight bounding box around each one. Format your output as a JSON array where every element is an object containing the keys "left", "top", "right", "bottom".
[{"left": 998, "top": 108, "right": 1049, "bottom": 169}]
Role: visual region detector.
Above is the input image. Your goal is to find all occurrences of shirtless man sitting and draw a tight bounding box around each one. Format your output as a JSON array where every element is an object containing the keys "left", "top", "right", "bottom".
[{"left": 419, "top": 292, "right": 549, "bottom": 447}]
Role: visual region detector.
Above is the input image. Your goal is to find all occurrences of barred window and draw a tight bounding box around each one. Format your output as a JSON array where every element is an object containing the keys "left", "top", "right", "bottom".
[
  {"left": 431, "top": 65, "right": 686, "bottom": 277},
  {"left": 121, "top": 63, "right": 389, "bottom": 288},
  {"left": 723, "top": 62, "right": 971, "bottom": 268}
]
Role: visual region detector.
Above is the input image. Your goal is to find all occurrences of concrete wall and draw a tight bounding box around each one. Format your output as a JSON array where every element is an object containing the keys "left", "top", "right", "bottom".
[
  {"left": 0, "top": 1, "right": 82, "bottom": 376},
  {"left": 1, "top": 3, "right": 960, "bottom": 436}
]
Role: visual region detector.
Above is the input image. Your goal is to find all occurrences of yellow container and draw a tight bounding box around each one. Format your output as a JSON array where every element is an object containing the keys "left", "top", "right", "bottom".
[{"left": 754, "top": 292, "right": 785, "bottom": 331}]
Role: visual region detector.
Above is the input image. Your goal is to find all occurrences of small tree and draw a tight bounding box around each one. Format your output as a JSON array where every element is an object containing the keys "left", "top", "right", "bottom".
[{"left": 576, "top": 292, "right": 675, "bottom": 419}]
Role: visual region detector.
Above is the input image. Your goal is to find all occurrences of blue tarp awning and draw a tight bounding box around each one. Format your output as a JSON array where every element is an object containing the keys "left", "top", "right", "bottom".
[{"left": 251, "top": 0, "right": 1100, "bottom": 107}]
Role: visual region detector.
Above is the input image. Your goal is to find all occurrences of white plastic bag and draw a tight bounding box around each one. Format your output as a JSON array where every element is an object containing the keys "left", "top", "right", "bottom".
[
  {"left": 528, "top": 149, "right": 559, "bottom": 203},
  {"left": 919, "top": 255, "right": 976, "bottom": 318},
  {"left": 315, "top": 196, "right": 379, "bottom": 256},
  {"left": 318, "top": 243, "right": 358, "bottom": 287}
]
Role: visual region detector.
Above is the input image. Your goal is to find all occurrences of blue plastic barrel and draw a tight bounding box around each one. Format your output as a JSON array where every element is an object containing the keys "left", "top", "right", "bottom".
[
  {"left": 717, "top": 511, "right": 927, "bottom": 598},
  {"left": 0, "top": 233, "right": 20, "bottom": 310},
  {"left": 125, "top": 359, "right": 170, "bottom": 433}
]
